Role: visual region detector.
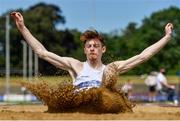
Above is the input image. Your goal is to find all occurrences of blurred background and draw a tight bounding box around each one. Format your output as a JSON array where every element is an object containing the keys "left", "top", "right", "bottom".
[{"left": 0, "top": 0, "right": 179, "bottom": 104}]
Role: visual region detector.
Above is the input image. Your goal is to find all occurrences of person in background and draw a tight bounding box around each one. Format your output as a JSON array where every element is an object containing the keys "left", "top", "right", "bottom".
[
  {"left": 156, "top": 68, "right": 178, "bottom": 105},
  {"left": 122, "top": 79, "right": 133, "bottom": 99},
  {"left": 145, "top": 71, "right": 158, "bottom": 102}
]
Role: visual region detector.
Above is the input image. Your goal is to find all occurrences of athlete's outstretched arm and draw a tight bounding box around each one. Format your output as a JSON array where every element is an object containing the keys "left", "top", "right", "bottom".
[
  {"left": 111, "top": 23, "right": 173, "bottom": 74},
  {"left": 11, "top": 12, "right": 82, "bottom": 73}
]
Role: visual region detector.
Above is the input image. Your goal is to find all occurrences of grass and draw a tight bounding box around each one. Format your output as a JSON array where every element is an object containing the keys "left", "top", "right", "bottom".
[
  {"left": 117, "top": 75, "right": 180, "bottom": 85},
  {"left": 0, "top": 75, "right": 179, "bottom": 97},
  {"left": 0, "top": 75, "right": 179, "bottom": 87}
]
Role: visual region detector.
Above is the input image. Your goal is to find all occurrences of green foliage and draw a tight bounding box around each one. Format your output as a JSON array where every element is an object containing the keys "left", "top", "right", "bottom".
[
  {"left": 0, "top": 3, "right": 179, "bottom": 75},
  {"left": 116, "top": 6, "right": 180, "bottom": 74}
]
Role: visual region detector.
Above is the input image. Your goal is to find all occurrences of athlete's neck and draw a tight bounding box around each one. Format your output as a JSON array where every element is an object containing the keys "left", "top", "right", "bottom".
[{"left": 87, "top": 59, "right": 103, "bottom": 70}]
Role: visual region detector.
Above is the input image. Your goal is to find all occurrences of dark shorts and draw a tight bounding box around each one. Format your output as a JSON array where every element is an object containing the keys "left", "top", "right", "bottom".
[{"left": 149, "top": 85, "right": 156, "bottom": 92}]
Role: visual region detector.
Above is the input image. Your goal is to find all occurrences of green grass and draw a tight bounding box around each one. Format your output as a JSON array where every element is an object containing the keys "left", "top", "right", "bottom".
[
  {"left": 0, "top": 75, "right": 179, "bottom": 87},
  {"left": 0, "top": 75, "right": 179, "bottom": 95},
  {"left": 117, "top": 75, "right": 180, "bottom": 85}
]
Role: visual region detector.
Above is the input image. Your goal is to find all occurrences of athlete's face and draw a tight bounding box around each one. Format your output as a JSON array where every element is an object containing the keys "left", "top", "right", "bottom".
[{"left": 84, "top": 39, "right": 106, "bottom": 61}]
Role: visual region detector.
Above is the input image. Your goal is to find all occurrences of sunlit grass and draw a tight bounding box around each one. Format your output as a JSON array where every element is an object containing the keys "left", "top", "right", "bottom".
[
  {"left": 0, "top": 75, "right": 179, "bottom": 87},
  {"left": 117, "top": 75, "right": 180, "bottom": 85}
]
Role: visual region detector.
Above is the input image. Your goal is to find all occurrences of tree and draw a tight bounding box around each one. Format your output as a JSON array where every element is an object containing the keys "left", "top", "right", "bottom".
[
  {"left": 0, "top": 3, "right": 179, "bottom": 75},
  {"left": 116, "top": 6, "right": 180, "bottom": 74},
  {"left": 0, "top": 2, "right": 67, "bottom": 75}
]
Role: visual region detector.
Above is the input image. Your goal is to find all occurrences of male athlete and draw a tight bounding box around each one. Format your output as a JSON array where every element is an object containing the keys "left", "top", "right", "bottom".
[{"left": 11, "top": 12, "right": 174, "bottom": 90}]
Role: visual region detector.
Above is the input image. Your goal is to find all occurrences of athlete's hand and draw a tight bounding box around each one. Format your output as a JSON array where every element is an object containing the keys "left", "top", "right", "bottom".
[
  {"left": 165, "top": 23, "right": 173, "bottom": 37},
  {"left": 10, "top": 12, "right": 25, "bottom": 30}
]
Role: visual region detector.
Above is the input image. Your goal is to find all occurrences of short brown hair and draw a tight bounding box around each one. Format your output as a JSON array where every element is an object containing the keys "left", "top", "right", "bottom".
[{"left": 80, "top": 29, "right": 105, "bottom": 46}]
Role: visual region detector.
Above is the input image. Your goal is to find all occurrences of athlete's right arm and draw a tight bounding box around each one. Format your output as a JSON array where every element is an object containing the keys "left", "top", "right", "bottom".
[{"left": 10, "top": 12, "right": 82, "bottom": 72}]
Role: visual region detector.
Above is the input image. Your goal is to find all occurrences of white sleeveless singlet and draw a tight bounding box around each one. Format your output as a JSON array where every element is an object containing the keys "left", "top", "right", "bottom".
[{"left": 73, "top": 61, "right": 106, "bottom": 90}]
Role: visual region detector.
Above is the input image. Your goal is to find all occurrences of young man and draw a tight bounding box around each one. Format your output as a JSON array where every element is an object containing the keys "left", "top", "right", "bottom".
[
  {"left": 156, "top": 68, "right": 178, "bottom": 104},
  {"left": 11, "top": 12, "right": 174, "bottom": 90}
]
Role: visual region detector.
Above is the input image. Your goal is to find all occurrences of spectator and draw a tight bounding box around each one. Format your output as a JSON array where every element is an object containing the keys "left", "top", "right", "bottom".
[
  {"left": 156, "top": 68, "right": 178, "bottom": 104},
  {"left": 122, "top": 79, "right": 133, "bottom": 99},
  {"left": 145, "top": 71, "right": 158, "bottom": 102}
]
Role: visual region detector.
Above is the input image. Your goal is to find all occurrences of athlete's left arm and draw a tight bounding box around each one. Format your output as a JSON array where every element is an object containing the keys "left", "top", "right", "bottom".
[{"left": 112, "top": 23, "right": 173, "bottom": 74}]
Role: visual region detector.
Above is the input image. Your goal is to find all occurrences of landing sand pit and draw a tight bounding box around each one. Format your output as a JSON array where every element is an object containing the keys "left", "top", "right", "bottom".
[
  {"left": 22, "top": 81, "right": 134, "bottom": 113},
  {"left": 0, "top": 104, "right": 180, "bottom": 120},
  {"left": 7, "top": 81, "right": 177, "bottom": 120}
]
